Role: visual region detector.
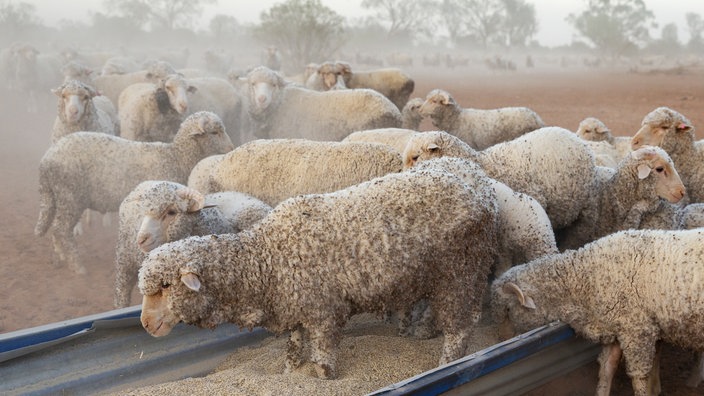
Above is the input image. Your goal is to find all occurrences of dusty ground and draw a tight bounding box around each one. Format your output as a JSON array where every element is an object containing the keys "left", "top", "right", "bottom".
[{"left": 1, "top": 61, "right": 703, "bottom": 395}]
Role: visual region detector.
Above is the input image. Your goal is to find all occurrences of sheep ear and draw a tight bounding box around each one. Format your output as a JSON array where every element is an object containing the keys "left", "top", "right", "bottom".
[
  {"left": 503, "top": 282, "right": 536, "bottom": 309},
  {"left": 187, "top": 85, "right": 197, "bottom": 94},
  {"left": 176, "top": 187, "right": 205, "bottom": 212},
  {"left": 428, "top": 143, "right": 440, "bottom": 152},
  {"left": 51, "top": 87, "right": 62, "bottom": 96},
  {"left": 637, "top": 164, "right": 651, "bottom": 179},
  {"left": 440, "top": 91, "right": 452, "bottom": 105},
  {"left": 180, "top": 272, "right": 201, "bottom": 292},
  {"left": 676, "top": 122, "right": 692, "bottom": 132}
]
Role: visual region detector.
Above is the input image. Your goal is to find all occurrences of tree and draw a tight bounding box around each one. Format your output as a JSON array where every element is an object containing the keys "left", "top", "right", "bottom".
[
  {"left": 253, "top": 0, "right": 346, "bottom": 72},
  {"left": 500, "top": 0, "right": 538, "bottom": 47},
  {"left": 686, "top": 12, "right": 704, "bottom": 52},
  {"left": 459, "top": 0, "right": 505, "bottom": 49},
  {"left": 360, "top": 0, "right": 436, "bottom": 43},
  {"left": 567, "top": 0, "right": 656, "bottom": 58},
  {"left": 0, "top": 0, "right": 40, "bottom": 42},
  {"left": 209, "top": 14, "right": 241, "bottom": 44},
  {"left": 104, "top": 0, "right": 217, "bottom": 31}
]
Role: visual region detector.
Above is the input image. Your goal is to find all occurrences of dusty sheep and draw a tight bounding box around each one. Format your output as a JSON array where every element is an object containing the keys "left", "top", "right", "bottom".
[
  {"left": 245, "top": 66, "right": 402, "bottom": 141},
  {"left": 491, "top": 228, "right": 704, "bottom": 396},
  {"left": 34, "top": 111, "right": 235, "bottom": 275},
  {"left": 337, "top": 61, "right": 415, "bottom": 110},
  {"left": 401, "top": 97, "right": 424, "bottom": 130},
  {"left": 185, "top": 76, "right": 249, "bottom": 145},
  {"left": 139, "top": 166, "right": 500, "bottom": 379},
  {"left": 576, "top": 117, "right": 632, "bottom": 167},
  {"left": 186, "top": 154, "right": 225, "bottom": 193},
  {"left": 402, "top": 128, "right": 597, "bottom": 231},
  {"left": 557, "top": 146, "right": 686, "bottom": 250},
  {"left": 207, "top": 139, "right": 403, "bottom": 206},
  {"left": 118, "top": 73, "right": 195, "bottom": 142},
  {"left": 50, "top": 79, "right": 119, "bottom": 143},
  {"left": 114, "top": 180, "right": 271, "bottom": 308},
  {"left": 93, "top": 60, "right": 177, "bottom": 109},
  {"left": 341, "top": 128, "right": 418, "bottom": 154},
  {"left": 631, "top": 106, "right": 704, "bottom": 202},
  {"left": 304, "top": 61, "right": 347, "bottom": 91},
  {"left": 419, "top": 89, "right": 545, "bottom": 150}
]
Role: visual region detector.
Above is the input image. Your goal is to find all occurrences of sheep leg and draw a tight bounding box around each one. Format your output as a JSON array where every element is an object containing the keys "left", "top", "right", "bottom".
[
  {"left": 596, "top": 342, "right": 622, "bottom": 396},
  {"left": 413, "top": 300, "right": 439, "bottom": 339},
  {"left": 114, "top": 259, "right": 138, "bottom": 308},
  {"left": 686, "top": 352, "right": 704, "bottom": 388},
  {"left": 284, "top": 327, "right": 306, "bottom": 374},
  {"left": 648, "top": 343, "right": 661, "bottom": 396},
  {"left": 439, "top": 328, "right": 471, "bottom": 365},
  {"left": 52, "top": 208, "right": 86, "bottom": 275},
  {"left": 307, "top": 324, "right": 340, "bottom": 379},
  {"left": 619, "top": 333, "right": 658, "bottom": 396}
]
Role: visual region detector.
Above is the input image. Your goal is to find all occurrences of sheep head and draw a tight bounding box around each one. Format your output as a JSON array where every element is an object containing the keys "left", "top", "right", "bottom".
[
  {"left": 419, "top": 89, "right": 456, "bottom": 118},
  {"left": 402, "top": 131, "right": 478, "bottom": 170},
  {"left": 576, "top": 117, "right": 612, "bottom": 143},
  {"left": 629, "top": 146, "right": 686, "bottom": 203},
  {"left": 158, "top": 73, "right": 195, "bottom": 115},
  {"left": 246, "top": 66, "right": 285, "bottom": 116},
  {"left": 175, "top": 111, "right": 235, "bottom": 153},
  {"left": 631, "top": 107, "right": 694, "bottom": 151},
  {"left": 52, "top": 79, "right": 97, "bottom": 124}
]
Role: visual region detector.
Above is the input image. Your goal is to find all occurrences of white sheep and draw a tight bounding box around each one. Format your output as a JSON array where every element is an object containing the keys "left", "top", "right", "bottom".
[
  {"left": 245, "top": 66, "right": 402, "bottom": 141},
  {"left": 34, "top": 111, "right": 235, "bottom": 275},
  {"left": 93, "top": 60, "right": 177, "bottom": 109},
  {"left": 418, "top": 89, "right": 545, "bottom": 150},
  {"left": 186, "top": 154, "right": 225, "bottom": 193},
  {"left": 400, "top": 97, "right": 424, "bottom": 130},
  {"left": 118, "top": 73, "right": 195, "bottom": 142},
  {"left": 304, "top": 61, "right": 347, "bottom": 91},
  {"left": 139, "top": 166, "right": 500, "bottom": 379},
  {"left": 557, "top": 146, "right": 686, "bottom": 250},
  {"left": 631, "top": 106, "right": 704, "bottom": 202},
  {"left": 337, "top": 61, "right": 415, "bottom": 110},
  {"left": 207, "top": 139, "right": 403, "bottom": 206},
  {"left": 50, "top": 79, "right": 118, "bottom": 143},
  {"left": 403, "top": 128, "right": 598, "bottom": 231},
  {"left": 185, "top": 76, "right": 250, "bottom": 146},
  {"left": 114, "top": 180, "right": 271, "bottom": 308},
  {"left": 576, "top": 117, "right": 632, "bottom": 159},
  {"left": 491, "top": 228, "right": 704, "bottom": 396},
  {"left": 341, "top": 128, "right": 418, "bottom": 154},
  {"left": 60, "top": 61, "right": 118, "bottom": 123}
]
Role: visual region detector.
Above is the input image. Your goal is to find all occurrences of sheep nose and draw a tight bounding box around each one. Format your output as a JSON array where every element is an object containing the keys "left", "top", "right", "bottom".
[
  {"left": 257, "top": 95, "right": 267, "bottom": 105},
  {"left": 137, "top": 233, "right": 152, "bottom": 251},
  {"left": 631, "top": 137, "right": 641, "bottom": 149}
]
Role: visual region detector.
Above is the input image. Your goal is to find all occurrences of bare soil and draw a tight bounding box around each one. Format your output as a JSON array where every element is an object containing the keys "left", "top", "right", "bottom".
[{"left": 2, "top": 63, "right": 703, "bottom": 395}]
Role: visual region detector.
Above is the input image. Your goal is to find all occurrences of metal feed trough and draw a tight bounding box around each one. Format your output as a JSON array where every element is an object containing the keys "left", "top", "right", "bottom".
[{"left": 0, "top": 308, "right": 600, "bottom": 395}]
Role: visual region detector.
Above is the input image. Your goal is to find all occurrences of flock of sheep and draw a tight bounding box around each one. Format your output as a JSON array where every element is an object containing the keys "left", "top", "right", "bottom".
[{"left": 6, "top": 41, "right": 704, "bottom": 395}]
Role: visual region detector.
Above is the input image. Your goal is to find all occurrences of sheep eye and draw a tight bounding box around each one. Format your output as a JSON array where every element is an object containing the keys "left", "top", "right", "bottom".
[
  {"left": 412, "top": 155, "right": 419, "bottom": 161},
  {"left": 166, "top": 209, "right": 178, "bottom": 216},
  {"left": 655, "top": 167, "right": 664, "bottom": 173},
  {"left": 161, "top": 282, "right": 170, "bottom": 289}
]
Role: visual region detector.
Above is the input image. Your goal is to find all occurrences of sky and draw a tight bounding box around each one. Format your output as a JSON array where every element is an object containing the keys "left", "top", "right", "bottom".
[{"left": 27, "top": 0, "right": 704, "bottom": 48}]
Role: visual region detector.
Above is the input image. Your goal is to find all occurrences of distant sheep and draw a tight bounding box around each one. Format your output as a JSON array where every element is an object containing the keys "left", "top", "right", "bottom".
[
  {"left": 51, "top": 79, "right": 118, "bottom": 143},
  {"left": 401, "top": 97, "right": 424, "bottom": 130},
  {"left": 337, "top": 61, "right": 415, "bottom": 110},
  {"left": 93, "top": 60, "right": 177, "bottom": 109},
  {"left": 114, "top": 180, "right": 271, "bottom": 308},
  {"left": 576, "top": 117, "right": 632, "bottom": 167},
  {"left": 139, "top": 166, "right": 500, "bottom": 379},
  {"left": 419, "top": 89, "right": 545, "bottom": 150},
  {"left": 34, "top": 111, "right": 235, "bottom": 274},
  {"left": 245, "top": 66, "right": 401, "bottom": 141}
]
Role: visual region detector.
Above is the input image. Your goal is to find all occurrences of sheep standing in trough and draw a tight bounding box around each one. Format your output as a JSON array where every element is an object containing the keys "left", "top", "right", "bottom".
[
  {"left": 114, "top": 180, "right": 271, "bottom": 308},
  {"left": 34, "top": 111, "right": 235, "bottom": 275},
  {"left": 403, "top": 128, "right": 597, "bottom": 231},
  {"left": 401, "top": 97, "right": 424, "bottom": 130},
  {"left": 491, "top": 228, "right": 704, "bottom": 396},
  {"left": 139, "top": 166, "right": 500, "bottom": 379},
  {"left": 245, "top": 66, "right": 401, "bottom": 141},
  {"left": 206, "top": 139, "right": 403, "bottom": 206},
  {"left": 419, "top": 89, "right": 545, "bottom": 150},
  {"left": 557, "top": 146, "right": 686, "bottom": 250},
  {"left": 118, "top": 73, "right": 195, "bottom": 142},
  {"left": 631, "top": 106, "right": 704, "bottom": 202},
  {"left": 51, "top": 79, "right": 119, "bottom": 143},
  {"left": 336, "top": 61, "right": 415, "bottom": 110}
]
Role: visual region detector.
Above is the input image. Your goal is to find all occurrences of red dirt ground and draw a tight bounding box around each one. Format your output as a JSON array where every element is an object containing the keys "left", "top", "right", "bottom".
[{"left": 1, "top": 62, "right": 703, "bottom": 395}]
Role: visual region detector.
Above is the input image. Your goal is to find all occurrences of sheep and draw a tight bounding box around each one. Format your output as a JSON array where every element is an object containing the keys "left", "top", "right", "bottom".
[
  {"left": 114, "top": 180, "right": 271, "bottom": 308},
  {"left": 491, "top": 228, "right": 704, "bottom": 396},
  {"left": 631, "top": 106, "right": 704, "bottom": 202},
  {"left": 185, "top": 76, "right": 249, "bottom": 146},
  {"left": 401, "top": 97, "right": 424, "bottom": 130},
  {"left": 341, "top": 128, "right": 418, "bottom": 154},
  {"left": 118, "top": 73, "right": 195, "bottom": 142},
  {"left": 34, "top": 111, "right": 235, "bottom": 275},
  {"left": 50, "top": 79, "right": 119, "bottom": 143},
  {"left": 93, "top": 60, "right": 177, "bottom": 109},
  {"left": 336, "top": 61, "right": 415, "bottom": 110},
  {"left": 418, "top": 89, "right": 545, "bottom": 150},
  {"left": 186, "top": 154, "right": 225, "bottom": 193},
  {"left": 10, "top": 44, "right": 63, "bottom": 112},
  {"left": 245, "top": 66, "right": 402, "bottom": 141},
  {"left": 576, "top": 117, "right": 632, "bottom": 167},
  {"left": 402, "top": 128, "right": 598, "bottom": 231},
  {"left": 139, "top": 165, "right": 500, "bottom": 379},
  {"left": 304, "top": 61, "right": 347, "bottom": 91},
  {"left": 100, "top": 56, "right": 141, "bottom": 76},
  {"left": 207, "top": 139, "right": 403, "bottom": 207},
  {"left": 413, "top": 157, "right": 558, "bottom": 276},
  {"left": 556, "top": 146, "right": 686, "bottom": 250}
]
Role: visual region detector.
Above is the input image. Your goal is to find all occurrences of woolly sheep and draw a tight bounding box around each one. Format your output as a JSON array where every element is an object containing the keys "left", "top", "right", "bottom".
[
  {"left": 186, "top": 154, "right": 225, "bottom": 193},
  {"left": 491, "top": 228, "right": 704, "bottom": 396},
  {"left": 337, "top": 61, "right": 415, "bottom": 110},
  {"left": 576, "top": 117, "right": 632, "bottom": 157},
  {"left": 50, "top": 79, "right": 118, "bottom": 143},
  {"left": 402, "top": 128, "right": 597, "bottom": 230},
  {"left": 207, "top": 139, "right": 403, "bottom": 206},
  {"left": 341, "top": 128, "right": 418, "bottom": 154},
  {"left": 557, "top": 146, "right": 685, "bottom": 250},
  {"left": 34, "top": 111, "right": 235, "bottom": 275},
  {"left": 631, "top": 106, "right": 704, "bottom": 202},
  {"left": 185, "top": 76, "right": 249, "bottom": 145},
  {"left": 93, "top": 60, "right": 177, "bottom": 109},
  {"left": 114, "top": 180, "right": 271, "bottom": 308},
  {"left": 139, "top": 166, "right": 500, "bottom": 379},
  {"left": 304, "top": 61, "right": 347, "bottom": 91},
  {"left": 401, "top": 97, "right": 424, "bottom": 130},
  {"left": 118, "top": 73, "right": 195, "bottom": 142},
  {"left": 245, "top": 66, "right": 402, "bottom": 141},
  {"left": 419, "top": 89, "right": 545, "bottom": 150},
  {"left": 60, "top": 62, "right": 118, "bottom": 122}
]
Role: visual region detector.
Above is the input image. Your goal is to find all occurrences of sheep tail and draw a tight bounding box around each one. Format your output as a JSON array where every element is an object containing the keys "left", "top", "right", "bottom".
[{"left": 34, "top": 176, "right": 56, "bottom": 237}]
